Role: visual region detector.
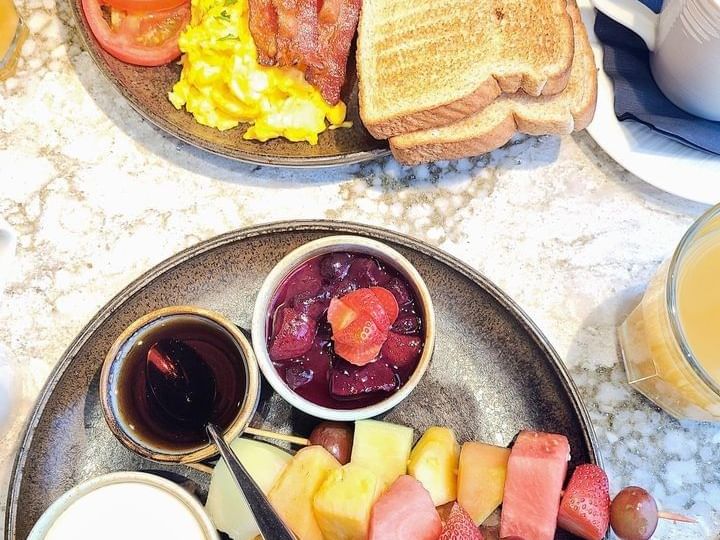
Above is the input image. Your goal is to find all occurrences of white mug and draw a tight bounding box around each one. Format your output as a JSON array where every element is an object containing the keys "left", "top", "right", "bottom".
[{"left": 593, "top": 0, "right": 720, "bottom": 121}]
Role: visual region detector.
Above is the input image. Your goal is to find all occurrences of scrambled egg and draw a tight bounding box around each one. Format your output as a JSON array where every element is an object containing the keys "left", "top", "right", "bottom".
[{"left": 168, "top": 0, "right": 349, "bottom": 144}]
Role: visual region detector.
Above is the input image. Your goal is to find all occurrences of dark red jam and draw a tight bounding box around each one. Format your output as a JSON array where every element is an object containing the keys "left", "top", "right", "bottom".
[{"left": 266, "top": 252, "right": 425, "bottom": 409}]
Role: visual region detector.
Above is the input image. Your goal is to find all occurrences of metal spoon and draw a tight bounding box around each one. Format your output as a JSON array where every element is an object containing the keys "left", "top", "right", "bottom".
[{"left": 145, "top": 340, "right": 297, "bottom": 540}]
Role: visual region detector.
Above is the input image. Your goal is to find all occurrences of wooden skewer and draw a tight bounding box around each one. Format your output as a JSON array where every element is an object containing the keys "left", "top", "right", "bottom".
[
  {"left": 244, "top": 426, "right": 311, "bottom": 447},
  {"left": 658, "top": 511, "right": 698, "bottom": 524},
  {"left": 187, "top": 462, "right": 215, "bottom": 475}
]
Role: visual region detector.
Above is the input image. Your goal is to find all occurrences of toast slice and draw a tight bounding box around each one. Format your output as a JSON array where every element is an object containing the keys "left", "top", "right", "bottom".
[
  {"left": 389, "top": 0, "right": 597, "bottom": 165},
  {"left": 357, "top": 0, "right": 575, "bottom": 140}
]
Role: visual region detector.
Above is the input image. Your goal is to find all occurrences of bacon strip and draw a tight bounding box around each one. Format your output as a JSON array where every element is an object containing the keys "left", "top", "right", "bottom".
[
  {"left": 272, "top": 0, "right": 320, "bottom": 69},
  {"left": 248, "top": 0, "right": 279, "bottom": 65},
  {"left": 305, "top": 0, "right": 361, "bottom": 104}
]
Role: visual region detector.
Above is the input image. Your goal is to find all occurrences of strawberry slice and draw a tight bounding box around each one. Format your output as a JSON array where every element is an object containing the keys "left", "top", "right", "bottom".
[
  {"left": 342, "top": 288, "right": 392, "bottom": 329},
  {"left": 327, "top": 297, "right": 358, "bottom": 332},
  {"left": 268, "top": 307, "right": 317, "bottom": 361},
  {"left": 334, "top": 339, "right": 385, "bottom": 366},
  {"left": 370, "top": 286, "right": 399, "bottom": 323},
  {"left": 557, "top": 464, "right": 610, "bottom": 540},
  {"left": 381, "top": 332, "right": 423, "bottom": 370},
  {"left": 440, "top": 503, "right": 484, "bottom": 540}
]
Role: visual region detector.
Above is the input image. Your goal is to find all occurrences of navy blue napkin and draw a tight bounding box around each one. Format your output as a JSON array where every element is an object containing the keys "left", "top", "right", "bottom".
[{"left": 594, "top": 0, "right": 720, "bottom": 155}]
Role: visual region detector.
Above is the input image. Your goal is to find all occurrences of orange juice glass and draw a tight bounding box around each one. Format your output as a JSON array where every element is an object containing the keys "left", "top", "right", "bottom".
[
  {"left": 619, "top": 203, "right": 720, "bottom": 421},
  {"left": 0, "top": 0, "right": 27, "bottom": 80}
]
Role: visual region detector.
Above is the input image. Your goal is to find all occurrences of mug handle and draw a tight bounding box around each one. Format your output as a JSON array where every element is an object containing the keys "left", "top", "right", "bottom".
[{"left": 591, "top": 0, "right": 659, "bottom": 51}]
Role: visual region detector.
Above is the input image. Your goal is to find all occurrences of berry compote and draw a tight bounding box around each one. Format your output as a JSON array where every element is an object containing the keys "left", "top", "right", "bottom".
[{"left": 266, "top": 252, "right": 425, "bottom": 409}]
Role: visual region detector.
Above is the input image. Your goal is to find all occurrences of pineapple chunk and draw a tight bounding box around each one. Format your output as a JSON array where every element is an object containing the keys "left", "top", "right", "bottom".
[
  {"left": 268, "top": 445, "right": 341, "bottom": 540},
  {"left": 408, "top": 426, "right": 460, "bottom": 506},
  {"left": 313, "top": 464, "right": 381, "bottom": 540},
  {"left": 205, "top": 438, "right": 292, "bottom": 540},
  {"left": 351, "top": 420, "right": 414, "bottom": 490},
  {"left": 457, "top": 441, "right": 511, "bottom": 525}
]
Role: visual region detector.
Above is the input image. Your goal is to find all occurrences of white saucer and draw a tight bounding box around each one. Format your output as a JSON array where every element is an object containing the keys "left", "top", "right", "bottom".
[{"left": 579, "top": 0, "right": 720, "bottom": 206}]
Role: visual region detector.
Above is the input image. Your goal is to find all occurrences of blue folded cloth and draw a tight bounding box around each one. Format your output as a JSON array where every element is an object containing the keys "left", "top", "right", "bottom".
[{"left": 594, "top": 0, "right": 720, "bottom": 156}]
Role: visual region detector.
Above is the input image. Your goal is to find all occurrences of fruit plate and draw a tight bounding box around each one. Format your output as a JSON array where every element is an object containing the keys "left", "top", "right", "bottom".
[
  {"left": 68, "top": 1, "right": 389, "bottom": 168},
  {"left": 5, "top": 221, "right": 600, "bottom": 540}
]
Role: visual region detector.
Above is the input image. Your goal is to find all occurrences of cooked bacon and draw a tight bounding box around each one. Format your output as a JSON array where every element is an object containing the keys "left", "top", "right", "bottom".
[
  {"left": 248, "top": 0, "right": 279, "bottom": 65},
  {"left": 305, "top": 0, "right": 361, "bottom": 104},
  {"left": 272, "top": 0, "right": 320, "bottom": 68}
]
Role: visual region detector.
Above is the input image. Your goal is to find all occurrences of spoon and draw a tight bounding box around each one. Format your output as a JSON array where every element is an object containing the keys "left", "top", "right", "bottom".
[{"left": 145, "top": 340, "right": 297, "bottom": 540}]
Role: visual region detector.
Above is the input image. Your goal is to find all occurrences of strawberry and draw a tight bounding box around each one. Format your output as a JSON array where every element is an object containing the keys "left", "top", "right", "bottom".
[
  {"left": 557, "top": 464, "right": 610, "bottom": 540},
  {"left": 370, "top": 286, "right": 399, "bottom": 323},
  {"left": 440, "top": 503, "right": 484, "bottom": 540},
  {"left": 381, "top": 332, "right": 423, "bottom": 370}
]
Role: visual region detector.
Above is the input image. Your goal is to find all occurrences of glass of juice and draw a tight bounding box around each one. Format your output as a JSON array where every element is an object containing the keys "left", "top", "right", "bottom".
[
  {"left": 619, "top": 203, "right": 720, "bottom": 421},
  {"left": 0, "top": 0, "right": 27, "bottom": 80}
]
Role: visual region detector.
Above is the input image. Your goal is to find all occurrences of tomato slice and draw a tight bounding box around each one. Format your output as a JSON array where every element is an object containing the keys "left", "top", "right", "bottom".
[
  {"left": 101, "top": 0, "right": 187, "bottom": 13},
  {"left": 82, "top": 0, "right": 190, "bottom": 66}
]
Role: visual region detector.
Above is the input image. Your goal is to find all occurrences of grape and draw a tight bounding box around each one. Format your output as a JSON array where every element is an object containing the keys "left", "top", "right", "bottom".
[
  {"left": 610, "top": 487, "right": 659, "bottom": 540},
  {"left": 309, "top": 422, "right": 354, "bottom": 464}
]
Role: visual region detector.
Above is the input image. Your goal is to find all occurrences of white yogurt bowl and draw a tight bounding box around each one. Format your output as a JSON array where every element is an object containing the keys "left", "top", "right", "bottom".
[{"left": 27, "top": 472, "right": 219, "bottom": 540}]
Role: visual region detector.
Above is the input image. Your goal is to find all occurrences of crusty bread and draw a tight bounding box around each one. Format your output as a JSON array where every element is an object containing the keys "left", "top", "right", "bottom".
[
  {"left": 357, "top": 0, "right": 575, "bottom": 140},
  {"left": 389, "top": 0, "right": 597, "bottom": 166}
]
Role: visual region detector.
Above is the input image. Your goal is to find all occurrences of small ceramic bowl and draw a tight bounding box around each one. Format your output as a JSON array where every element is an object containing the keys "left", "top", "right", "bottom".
[
  {"left": 252, "top": 235, "right": 436, "bottom": 421},
  {"left": 100, "top": 305, "right": 260, "bottom": 464},
  {"left": 27, "top": 471, "right": 219, "bottom": 540}
]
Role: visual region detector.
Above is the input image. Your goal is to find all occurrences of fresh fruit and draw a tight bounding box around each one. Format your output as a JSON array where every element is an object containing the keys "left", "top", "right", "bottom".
[
  {"left": 440, "top": 503, "right": 484, "bottom": 540},
  {"left": 309, "top": 422, "right": 354, "bottom": 465},
  {"left": 381, "top": 332, "right": 423, "bottom": 370},
  {"left": 269, "top": 307, "right": 317, "bottom": 361},
  {"left": 610, "top": 487, "right": 659, "bottom": 540},
  {"left": 342, "top": 288, "right": 393, "bottom": 329},
  {"left": 407, "top": 427, "right": 460, "bottom": 506},
  {"left": 499, "top": 431, "right": 570, "bottom": 540},
  {"left": 205, "top": 438, "right": 292, "bottom": 540},
  {"left": 330, "top": 360, "right": 398, "bottom": 398},
  {"left": 558, "top": 464, "right": 610, "bottom": 540},
  {"left": 351, "top": 420, "right": 414, "bottom": 489},
  {"left": 457, "top": 442, "right": 511, "bottom": 525},
  {"left": 368, "top": 475, "right": 442, "bottom": 540},
  {"left": 333, "top": 317, "right": 387, "bottom": 365},
  {"left": 313, "top": 464, "right": 381, "bottom": 540},
  {"left": 268, "top": 445, "right": 341, "bottom": 540},
  {"left": 369, "top": 287, "right": 400, "bottom": 322}
]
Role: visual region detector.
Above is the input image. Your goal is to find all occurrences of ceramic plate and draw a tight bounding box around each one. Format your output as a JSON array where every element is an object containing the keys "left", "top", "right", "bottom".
[
  {"left": 5, "top": 222, "right": 600, "bottom": 540},
  {"left": 69, "top": 2, "right": 389, "bottom": 167},
  {"left": 580, "top": 0, "right": 720, "bottom": 205}
]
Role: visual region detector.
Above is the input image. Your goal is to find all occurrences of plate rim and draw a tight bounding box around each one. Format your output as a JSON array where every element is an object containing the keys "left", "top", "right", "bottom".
[
  {"left": 4, "top": 220, "right": 601, "bottom": 539},
  {"left": 580, "top": 0, "right": 720, "bottom": 205},
  {"left": 68, "top": 0, "right": 390, "bottom": 169}
]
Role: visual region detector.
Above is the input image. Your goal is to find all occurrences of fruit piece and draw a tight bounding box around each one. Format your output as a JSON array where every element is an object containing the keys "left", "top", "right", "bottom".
[
  {"left": 348, "top": 257, "right": 391, "bottom": 287},
  {"left": 387, "top": 277, "right": 412, "bottom": 306},
  {"left": 292, "top": 290, "right": 329, "bottom": 320},
  {"left": 457, "top": 442, "right": 511, "bottom": 525},
  {"left": 558, "top": 464, "right": 610, "bottom": 540},
  {"left": 368, "top": 475, "right": 442, "bottom": 540},
  {"left": 407, "top": 426, "right": 460, "bottom": 506},
  {"left": 330, "top": 360, "right": 397, "bottom": 399},
  {"left": 610, "top": 487, "right": 658, "bottom": 540},
  {"left": 328, "top": 296, "right": 359, "bottom": 332},
  {"left": 342, "top": 288, "right": 393, "bottom": 329},
  {"left": 268, "top": 445, "right": 341, "bottom": 540},
  {"left": 284, "top": 261, "right": 322, "bottom": 302},
  {"left": 351, "top": 420, "right": 414, "bottom": 490},
  {"left": 440, "top": 503, "right": 484, "bottom": 540},
  {"left": 381, "top": 332, "right": 423, "bottom": 370},
  {"left": 320, "top": 253, "right": 353, "bottom": 281},
  {"left": 499, "top": 431, "right": 570, "bottom": 540},
  {"left": 313, "top": 463, "right": 381, "bottom": 540},
  {"left": 309, "top": 422, "right": 354, "bottom": 465},
  {"left": 369, "top": 287, "right": 400, "bottom": 323},
  {"left": 269, "top": 307, "right": 317, "bottom": 361},
  {"left": 334, "top": 333, "right": 385, "bottom": 366},
  {"left": 205, "top": 438, "right": 292, "bottom": 540},
  {"left": 391, "top": 314, "right": 421, "bottom": 335}
]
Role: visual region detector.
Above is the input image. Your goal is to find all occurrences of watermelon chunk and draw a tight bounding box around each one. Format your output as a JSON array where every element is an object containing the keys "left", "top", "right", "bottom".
[
  {"left": 369, "top": 475, "right": 442, "bottom": 540},
  {"left": 499, "top": 431, "right": 570, "bottom": 540}
]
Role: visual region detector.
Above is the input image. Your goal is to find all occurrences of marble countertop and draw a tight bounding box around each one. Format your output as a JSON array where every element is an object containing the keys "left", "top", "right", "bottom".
[{"left": 1, "top": 0, "right": 719, "bottom": 537}]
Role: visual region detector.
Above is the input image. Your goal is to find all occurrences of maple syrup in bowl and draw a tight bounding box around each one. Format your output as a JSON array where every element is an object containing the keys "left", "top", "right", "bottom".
[{"left": 100, "top": 306, "right": 260, "bottom": 463}]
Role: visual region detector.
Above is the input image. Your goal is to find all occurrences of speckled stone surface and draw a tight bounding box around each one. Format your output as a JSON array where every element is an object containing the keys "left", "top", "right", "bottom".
[{"left": 1, "top": 0, "right": 719, "bottom": 536}]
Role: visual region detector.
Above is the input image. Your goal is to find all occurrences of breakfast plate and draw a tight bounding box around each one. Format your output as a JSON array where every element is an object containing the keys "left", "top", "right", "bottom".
[
  {"left": 69, "top": 1, "right": 389, "bottom": 167},
  {"left": 5, "top": 221, "right": 600, "bottom": 539},
  {"left": 580, "top": 0, "right": 720, "bottom": 206}
]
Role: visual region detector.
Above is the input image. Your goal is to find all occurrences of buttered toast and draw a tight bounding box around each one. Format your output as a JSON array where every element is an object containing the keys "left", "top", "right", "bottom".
[{"left": 357, "top": 0, "right": 575, "bottom": 139}]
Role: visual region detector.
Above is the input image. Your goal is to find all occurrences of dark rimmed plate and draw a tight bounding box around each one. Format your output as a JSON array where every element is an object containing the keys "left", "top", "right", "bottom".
[
  {"left": 69, "top": 2, "right": 389, "bottom": 167},
  {"left": 5, "top": 221, "right": 600, "bottom": 540}
]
